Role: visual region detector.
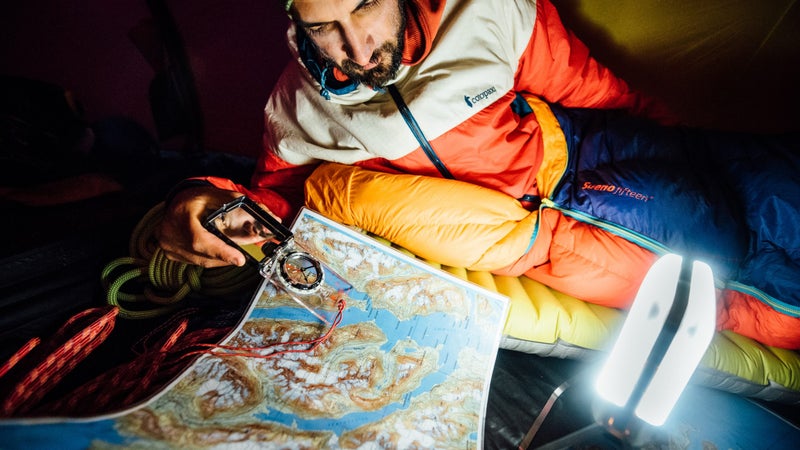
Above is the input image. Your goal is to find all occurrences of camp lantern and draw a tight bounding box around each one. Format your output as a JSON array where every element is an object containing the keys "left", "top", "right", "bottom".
[
  {"left": 595, "top": 253, "right": 717, "bottom": 429},
  {"left": 534, "top": 253, "right": 717, "bottom": 449}
]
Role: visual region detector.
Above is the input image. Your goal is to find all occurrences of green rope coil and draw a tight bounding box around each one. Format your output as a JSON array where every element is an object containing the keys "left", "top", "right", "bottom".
[{"left": 101, "top": 202, "right": 260, "bottom": 319}]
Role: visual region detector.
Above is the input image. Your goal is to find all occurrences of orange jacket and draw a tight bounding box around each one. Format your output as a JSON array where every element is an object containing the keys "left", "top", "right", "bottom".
[{"left": 207, "top": 0, "right": 668, "bottom": 221}]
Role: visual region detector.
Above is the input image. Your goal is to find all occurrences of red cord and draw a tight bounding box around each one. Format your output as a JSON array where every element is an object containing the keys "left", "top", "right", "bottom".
[{"left": 187, "top": 296, "right": 346, "bottom": 360}]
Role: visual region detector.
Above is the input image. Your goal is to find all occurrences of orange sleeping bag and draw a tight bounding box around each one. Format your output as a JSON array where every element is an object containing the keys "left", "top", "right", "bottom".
[{"left": 305, "top": 162, "right": 800, "bottom": 350}]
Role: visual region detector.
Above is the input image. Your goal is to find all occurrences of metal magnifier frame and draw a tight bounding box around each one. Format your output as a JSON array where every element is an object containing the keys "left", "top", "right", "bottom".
[{"left": 203, "top": 196, "right": 325, "bottom": 294}]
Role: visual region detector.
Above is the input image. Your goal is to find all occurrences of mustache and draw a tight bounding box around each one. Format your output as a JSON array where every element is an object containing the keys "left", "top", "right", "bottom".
[
  {"left": 338, "top": 41, "right": 403, "bottom": 87},
  {"left": 340, "top": 42, "right": 390, "bottom": 72}
]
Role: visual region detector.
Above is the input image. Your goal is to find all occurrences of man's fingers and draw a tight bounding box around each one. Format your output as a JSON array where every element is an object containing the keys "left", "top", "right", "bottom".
[
  {"left": 187, "top": 217, "right": 247, "bottom": 266},
  {"left": 160, "top": 241, "right": 245, "bottom": 268},
  {"left": 155, "top": 185, "right": 275, "bottom": 269},
  {"left": 157, "top": 222, "right": 246, "bottom": 267},
  {"left": 192, "top": 234, "right": 247, "bottom": 267},
  {"left": 160, "top": 248, "right": 227, "bottom": 268}
]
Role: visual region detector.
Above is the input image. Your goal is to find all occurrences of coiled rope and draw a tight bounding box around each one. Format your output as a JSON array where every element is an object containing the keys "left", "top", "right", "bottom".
[{"left": 101, "top": 202, "right": 259, "bottom": 319}]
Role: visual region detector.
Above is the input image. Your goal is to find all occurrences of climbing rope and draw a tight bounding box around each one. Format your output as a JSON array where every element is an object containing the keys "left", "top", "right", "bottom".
[{"left": 101, "top": 202, "right": 260, "bottom": 319}]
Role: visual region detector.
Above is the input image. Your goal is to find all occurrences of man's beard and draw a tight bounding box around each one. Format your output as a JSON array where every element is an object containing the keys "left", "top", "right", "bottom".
[
  {"left": 327, "top": 1, "right": 406, "bottom": 88},
  {"left": 339, "top": 38, "right": 404, "bottom": 88}
]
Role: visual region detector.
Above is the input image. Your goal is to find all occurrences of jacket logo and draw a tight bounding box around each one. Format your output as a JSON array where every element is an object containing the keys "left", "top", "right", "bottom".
[
  {"left": 582, "top": 181, "right": 654, "bottom": 202},
  {"left": 464, "top": 86, "right": 497, "bottom": 108}
]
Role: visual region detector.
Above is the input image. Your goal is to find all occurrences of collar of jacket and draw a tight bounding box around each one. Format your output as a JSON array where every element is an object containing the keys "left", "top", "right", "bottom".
[{"left": 297, "top": 0, "right": 446, "bottom": 99}]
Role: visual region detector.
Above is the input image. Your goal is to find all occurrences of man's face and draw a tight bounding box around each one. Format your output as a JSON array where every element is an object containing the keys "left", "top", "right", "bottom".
[{"left": 292, "top": 0, "right": 406, "bottom": 87}]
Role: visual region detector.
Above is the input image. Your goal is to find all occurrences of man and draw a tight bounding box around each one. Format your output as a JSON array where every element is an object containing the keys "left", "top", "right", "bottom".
[
  {"left": 157, "top": 0, "right": 800, "bottom": 349},
  {"left": 158, "top": 0, "right": 667, "bottom": 266}
]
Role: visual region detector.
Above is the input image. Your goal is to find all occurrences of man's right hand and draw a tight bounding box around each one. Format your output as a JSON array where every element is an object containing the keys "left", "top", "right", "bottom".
[{"left": 156, "top": 185, "right": 249, "bottom": 268}]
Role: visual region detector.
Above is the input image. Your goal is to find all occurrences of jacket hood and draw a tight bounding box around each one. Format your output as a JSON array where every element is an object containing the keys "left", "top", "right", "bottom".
[{"left": 289, "top": 0, "right": 446, "bottom": 99}]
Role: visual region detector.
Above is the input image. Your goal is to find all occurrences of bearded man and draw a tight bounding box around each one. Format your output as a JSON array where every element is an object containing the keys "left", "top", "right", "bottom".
[{"left": 157, "top": 0, "right": 800, "bottom": 349}]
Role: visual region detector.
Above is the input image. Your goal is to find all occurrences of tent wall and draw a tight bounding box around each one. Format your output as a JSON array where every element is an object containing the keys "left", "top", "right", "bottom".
[{"left": 553, "top": 0, "right": 800, "bottom": 132}]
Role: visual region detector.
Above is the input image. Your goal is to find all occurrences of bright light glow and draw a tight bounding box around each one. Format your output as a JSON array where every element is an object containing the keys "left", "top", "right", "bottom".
[
  {"left": 635, "top": 260, "right": 716, "bottom": 426},
  {"left": 595, "top": 254, "right": 682, "bottom": 408},
  {"left": 594, "top": 254, "right": 716, "bottom": 427}
]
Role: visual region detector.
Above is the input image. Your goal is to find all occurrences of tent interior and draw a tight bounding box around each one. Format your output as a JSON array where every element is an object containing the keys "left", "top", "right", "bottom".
[{"left": 1, "top": 0, "right": 799, "bottom": 448}]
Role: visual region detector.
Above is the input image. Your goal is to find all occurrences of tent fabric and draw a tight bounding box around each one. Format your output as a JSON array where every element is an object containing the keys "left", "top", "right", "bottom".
[{"left": 551, "top": 0, "right": 800, "bottom": 134}]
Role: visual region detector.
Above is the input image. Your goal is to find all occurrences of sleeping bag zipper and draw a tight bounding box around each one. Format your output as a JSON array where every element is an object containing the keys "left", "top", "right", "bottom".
[
  {"left": 540, "top": 198, "right": 800, "bottom": 317},
  {"left": 540, "top": 198, "right": 670, "bottom": 257}
]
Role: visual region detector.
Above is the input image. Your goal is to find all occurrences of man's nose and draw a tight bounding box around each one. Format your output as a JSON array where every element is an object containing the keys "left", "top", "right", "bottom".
[{"left": 341, "top": 25, "right": 375, "bottom": 66}]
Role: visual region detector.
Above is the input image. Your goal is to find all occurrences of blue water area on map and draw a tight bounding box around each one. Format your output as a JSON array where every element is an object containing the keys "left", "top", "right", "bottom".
[{"left": 0, "top": 419, "right": 125, "bottom": 450}]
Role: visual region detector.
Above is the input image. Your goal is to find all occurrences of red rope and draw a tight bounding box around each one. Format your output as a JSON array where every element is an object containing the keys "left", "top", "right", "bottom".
[
  {"left": 1, "top": 294, "right": 347, "bottom": 417},
  {"left": 0, "top": 337, "right": 40, "bottom": 379},
  {"left": 0, "top": 306, "right": 118, "bottom": 417},
  {"left": 44, "top": 317, "right": 227, "bottom": 416}
]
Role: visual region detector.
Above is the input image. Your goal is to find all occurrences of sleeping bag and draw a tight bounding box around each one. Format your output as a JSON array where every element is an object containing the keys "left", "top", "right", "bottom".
[{"left": 305, "top": 94, "right": 800, "bottom": 349}]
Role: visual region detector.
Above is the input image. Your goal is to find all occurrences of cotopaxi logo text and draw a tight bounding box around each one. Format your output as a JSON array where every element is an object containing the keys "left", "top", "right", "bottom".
[
  {"left": 464, "top": 86, "right": 497, "bottom": 107},
  {"left": 582, "top": 181, "right": 653, "bottom": 202}
]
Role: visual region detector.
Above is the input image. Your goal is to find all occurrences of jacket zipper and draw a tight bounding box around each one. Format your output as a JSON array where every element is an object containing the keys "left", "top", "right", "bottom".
[{"left": 387, "top": 85, "right": 455, "bottom": 179}]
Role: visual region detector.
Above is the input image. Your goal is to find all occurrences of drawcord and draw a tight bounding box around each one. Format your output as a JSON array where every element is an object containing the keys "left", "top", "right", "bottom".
[
  {"left": 188, "top": 292, "right": 347, "bottom": 360},
  {"left": 387, "top": 84, "right": 455, "bottom": 179},
  {"left": 318, "top": 66, "right": 332, "bottom": 100},
  {"left": 101, "top": 202, "right": 260, "bottom": 319}
]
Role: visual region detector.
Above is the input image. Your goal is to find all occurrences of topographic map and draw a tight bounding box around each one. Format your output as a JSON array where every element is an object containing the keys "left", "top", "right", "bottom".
[{"left": 1, "top": 208, "right": 509, "bottom": 449}]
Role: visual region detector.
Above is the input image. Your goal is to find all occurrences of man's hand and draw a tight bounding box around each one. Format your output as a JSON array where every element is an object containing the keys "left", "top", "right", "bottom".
[{"left": 156, "top": 185, "right": 250, "bottom": 268}]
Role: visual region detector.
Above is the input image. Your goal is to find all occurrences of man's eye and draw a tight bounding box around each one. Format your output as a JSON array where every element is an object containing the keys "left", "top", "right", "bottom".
[
  {"left": 306, "top": 26, "right": 325, "bottom": 36},
  {"left": 361, "top": 0, "right": 381, "bottom": 11}
]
